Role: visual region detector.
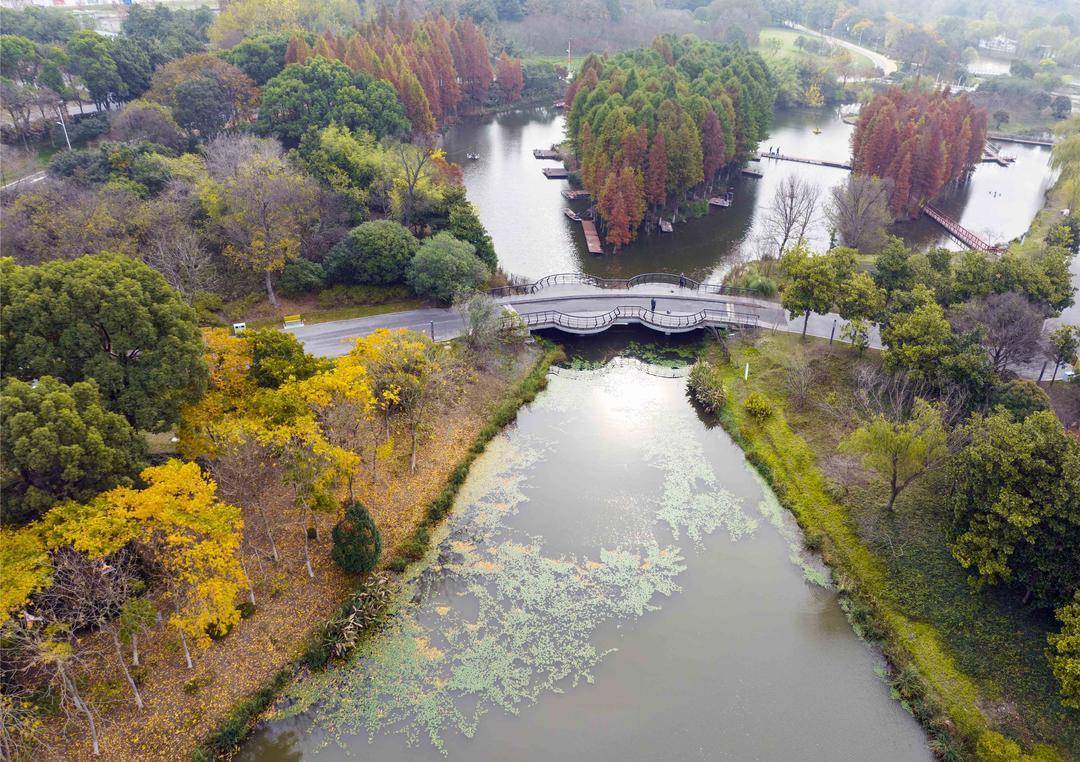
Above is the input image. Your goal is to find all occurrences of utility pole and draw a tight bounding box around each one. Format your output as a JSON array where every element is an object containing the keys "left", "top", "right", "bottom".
[{"left": 56, "top": 111, "right": 72, "bottom": 151}]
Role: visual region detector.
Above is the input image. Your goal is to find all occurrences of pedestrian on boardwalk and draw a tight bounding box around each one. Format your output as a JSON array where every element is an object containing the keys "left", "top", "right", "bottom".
[
  {"left": 650, "top": 298, "right": 657, "bottom": 313},
  {"left": 679, "top": 273, "right": 686, "bottom": 288}
]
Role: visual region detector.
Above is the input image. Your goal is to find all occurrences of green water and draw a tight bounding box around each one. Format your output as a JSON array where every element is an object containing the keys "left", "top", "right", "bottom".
[{"left": 240, "top": 352, "right": 930, "bottom": 760}]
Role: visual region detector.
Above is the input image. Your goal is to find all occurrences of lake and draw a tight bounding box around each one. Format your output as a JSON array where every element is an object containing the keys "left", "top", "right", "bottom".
[{"left": 440, "top": 105, "right": 1053, "bottom": 282}]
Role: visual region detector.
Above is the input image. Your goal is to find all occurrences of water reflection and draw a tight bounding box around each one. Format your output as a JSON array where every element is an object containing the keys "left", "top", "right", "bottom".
[
  {"left": 442, "top": 105, "right": 1052, "bottom": 281},
  {"left": 240, "top": 357, "right": 930, "bottom": 762}
]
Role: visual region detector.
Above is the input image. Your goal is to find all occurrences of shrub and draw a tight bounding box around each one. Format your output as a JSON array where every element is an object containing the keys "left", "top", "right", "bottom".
[
  {"left": 746, "top": 275, "right": 778, "bottom": 298},
  {"left": 277, "top": 258, "right": 325, "bottom": 297},
  {"left": 406, "top": 232, "right": 489, "bottom": 303},
  {"left": 688, "top": 360, "right": 727, "bottom": 413},
  {"left": 743, "top": 392, "right": 773, "bottom": 420},
  {"left": 685, "top": 199, "right": 709, "bottom": 218},
  {"left": 315, "top": 284, "right": 412, "bottom": 309},
  {"left": 325, "top": 220, "right": 419, "bottom": 286},
  {"left": 989, "top": 379, "right": 1051, "bottom": 421},
  {"left": 246, "top": 329, "right": 326, "bottom": 388},
  {"left": 331, "top": 501, "right": 382, "bottom": 574}
]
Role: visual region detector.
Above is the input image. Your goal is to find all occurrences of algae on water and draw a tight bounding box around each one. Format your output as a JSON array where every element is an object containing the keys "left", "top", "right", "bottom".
[{"left": 282, "top": 364, "right": 760, "bottom": 753}]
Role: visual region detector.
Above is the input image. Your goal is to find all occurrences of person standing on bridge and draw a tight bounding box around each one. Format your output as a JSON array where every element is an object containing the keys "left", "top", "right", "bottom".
[
  {"left": 679, "top": 273, "right": 686, "bottom": 288},
  {"left": 651, "top": 298, "right": 657, "bottom": 313}
]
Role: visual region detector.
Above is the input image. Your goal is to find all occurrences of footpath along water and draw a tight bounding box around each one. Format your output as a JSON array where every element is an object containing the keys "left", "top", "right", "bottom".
[
  {"left": 441, "top": 105, "right": 1052, "bottom": 282},
  {"left": 240, "top": 357, "right": 931, "bottom": 761}
]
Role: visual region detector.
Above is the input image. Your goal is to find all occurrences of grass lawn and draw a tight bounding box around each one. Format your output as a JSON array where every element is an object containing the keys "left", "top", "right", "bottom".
[
  {"left": 710, "top": 331, "right": 1076, "bottom": 758},
  {"left": 522, "top": 53, "right": 587, "bottom": 74},
  {"left": 242, "top": 299, "right": 424, "bottom": 331},
  {"left": 755, "top": 27, "right": 875, "bottom": 72}
]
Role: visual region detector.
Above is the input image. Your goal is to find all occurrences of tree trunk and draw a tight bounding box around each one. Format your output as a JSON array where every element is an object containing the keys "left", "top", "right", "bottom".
[
  {"left": 887, "top": 469, "right": 899, "bottom": 512},
  {"left": 1038, "top": 360, "right": 1048, "bottom": 382},
  {"left": 112, "top": 632, "right": 143, "bottom": 709},
  {"left": 801, "top": 311, "right": 810, "bottom": 339},
  {"left": 239, "top": 552, "right": 256, "bottom": 606},
  {"left": 256, "top": 503, "right": 280, "bottom": 562},
  {"left": 178, "top": 627, "right": 193, "bottom": 670},
  {"left": 265, "top": 270, "right": 278, "bottom": 307},
  {"left": 1050, "top": 362, "right": 1060, "bottom": 386},
  {"left": 131, "top": 633, "right": 140, "bottom": 667},
  {"left": 59, "top": 663, "right": 100, "bottom": 756},
  {"left": 410, "top": 426, "right": 418, "bottom": 474},
  {"left": 300, "top": 502, "right": 315, "bottom": 578},
  {"left": 308, "top": 503, "right": 320, "bottom": 542},
  {"left": 174, "top": 600, "right": 193, "bottom": 669}
]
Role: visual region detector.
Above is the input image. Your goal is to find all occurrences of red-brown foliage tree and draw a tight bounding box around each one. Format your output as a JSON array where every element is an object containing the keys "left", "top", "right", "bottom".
[
  {"left": 287, "top": 13, "right": 497, "bottom": 132},
  {"left": 495, "top": 53, "right": 524, "bottom": 104},
  {"left": 852, "top": 87, "right": 987, "bottom": 218}
]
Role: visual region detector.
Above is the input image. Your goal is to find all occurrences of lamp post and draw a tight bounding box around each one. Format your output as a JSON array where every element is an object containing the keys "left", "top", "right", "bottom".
[{"left": 56, "top": 111, "right": 72, "bottom": 151}]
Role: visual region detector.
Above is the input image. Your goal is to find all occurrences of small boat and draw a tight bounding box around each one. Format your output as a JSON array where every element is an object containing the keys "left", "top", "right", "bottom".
[
  {"left": 563, "top": 208, "right": 581, "bottom": 221},
  {"left": 466, "top": 153, "right": 480, "bottom": 160},
  {"left": 812, "top": 128, "right": 822, "bottom": 135},
  {"left": 659, "top": 219, "right": 673, "bottom": 233}
]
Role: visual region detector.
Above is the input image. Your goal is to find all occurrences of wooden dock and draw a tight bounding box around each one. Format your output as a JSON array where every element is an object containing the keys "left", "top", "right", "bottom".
[
  {"left": 533, "top": 148, "right": 560, "bottom": 159},
  {"left": 561, "top": 188, "right": 591, "bottom": 200},
  {"left": 542, "top": 167, "right": 569, "bottom": 179},
  {"left": 759, "top": 152, "right": 852, "bottom": 170},
  {"left": 987, "top": 133, "right": 1053, "bottom": 148},
  {"left": 741, "top": 167, "right": 764, "bottom": 178},
  {"left": 581, "top": 219, "right": 603, "bottom": 254}
]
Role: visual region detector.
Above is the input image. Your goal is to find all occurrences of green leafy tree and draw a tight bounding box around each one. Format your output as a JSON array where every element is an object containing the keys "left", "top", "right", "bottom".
[
  {"left": 326, "top": 220, "right": 419, "bottom": 286},
  {"left": 277, "top": 258, "right": 325, "bottom": 297},
  {"left": 948, "top": 410, "right": 1080, "bottom": 608},
  {"left": 1048, "top": 325, "right": 1079, "bottom": 385},
  {"left": 258, "top": 58, "right": 409, "bottom": 146},
  {"left": 447, "top": 199, "right": 497, "bottom": 271},
  {"left": 836, "top": 269, "right": 885, "bottom": 322},
  {"left": 67, "top": 30, "right": 124, "bottom": 109},
  {"left": 881, "top": 286, "right": 952, "bottom": 382},
  {"left": 839, "top": 398, "right": 948, "bottom": 512},
  {"left": 780, "top": 245, "right": 837, "bottom": 339},
  {"left": 1, "top": 377, "right": 146, "bottom": 525},
  {"left": 246, "top": 329, "right": 327, "bottom": 389},
  {"left": 1048, "top": 592, "right": 1080, "bottom": 709},
  {"left": 170, "top": 76, "right": 231, "bottom": 139},
  {"left": 331, "top": 501, "right": 381, "bottom": 574},
  {"left": 220, "top": 33, "right": 291, "bottom": 85},
  {"left": 406, "top": 232, "right": 489, "bottom": 303},
  {"left": 0, "top": 254, "right": 208, "bottom": 431},
  {"left": 989, "top": 379, "right": 1051, "bottom": 421},
  {"left": 873, "top": 236, "right": 915, "bottom": 298}
]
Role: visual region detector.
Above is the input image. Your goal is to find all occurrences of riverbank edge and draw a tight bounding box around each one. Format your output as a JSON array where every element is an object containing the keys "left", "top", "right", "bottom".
[
  {"left": 189, "top": 341, "right": 565, "bottom": 761},
  {"left": 711, "top": 356, "right": 1061, "bottom": 762}
]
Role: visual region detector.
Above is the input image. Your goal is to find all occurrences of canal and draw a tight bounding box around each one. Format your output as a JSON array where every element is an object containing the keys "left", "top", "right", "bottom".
[
  {"left": 240, "top": 351, "right": 932, "bottom": 760},
  {"left": 441, "top": 105, "right": 1053, "bottom": 282}
]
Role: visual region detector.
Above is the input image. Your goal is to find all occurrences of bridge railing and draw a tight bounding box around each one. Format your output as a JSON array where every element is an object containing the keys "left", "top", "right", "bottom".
[
  {"left": 506, "top": 304, "right": 761, "bottom": 333},
  {"left": 488, "top": 272, "right": 762, "bottom": 300}
]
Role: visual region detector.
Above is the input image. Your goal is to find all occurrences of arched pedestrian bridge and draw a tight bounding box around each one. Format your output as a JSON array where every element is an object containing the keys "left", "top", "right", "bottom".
[
  {"left": 291, "top": 272, "right": 789, "bottom": 357},
  {"left": 490, "top": 272, "right": 784, "bottom": 335}
]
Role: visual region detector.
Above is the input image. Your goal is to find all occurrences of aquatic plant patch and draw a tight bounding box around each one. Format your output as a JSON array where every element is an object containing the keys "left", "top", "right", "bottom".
[{"left": 278, "top": 363, "right": 761, "bottom": 753}]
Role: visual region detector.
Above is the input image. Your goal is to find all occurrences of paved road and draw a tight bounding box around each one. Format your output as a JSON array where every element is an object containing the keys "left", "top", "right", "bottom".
[
  {"left": 789, "top": 22, "right": 898, "bottom": 76},
  {"left": 289, "top": 283, "right": 880, "bottom": 358},
  {"left": 0, "top": 170, "right": 47, "bottom": 194}
]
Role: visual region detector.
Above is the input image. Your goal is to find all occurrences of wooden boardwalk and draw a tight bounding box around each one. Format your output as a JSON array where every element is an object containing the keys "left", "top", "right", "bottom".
[
  {"left": 581, "top": 219, "right": 603, "bottom": 254},
  {"left": 759, "top": 152, "right": 852, "bottom": 170},
  {"left": 923, "top": 203, "right": 1003, "bottom": 252},
  {"left": 987, "top": 133, "right": 1053, "bottom": 148},
  {"left": 561, "top": 188, "right": 591, "bottom": 200}
]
